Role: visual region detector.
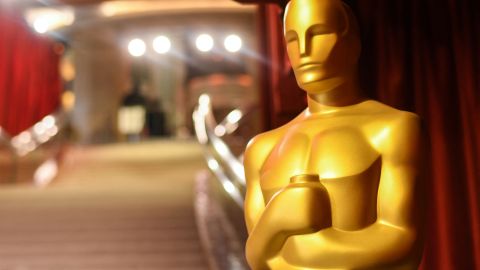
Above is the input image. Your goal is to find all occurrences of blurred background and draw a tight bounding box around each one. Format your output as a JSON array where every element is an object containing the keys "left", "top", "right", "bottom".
[{"left": 0, "top": 0, "right": 478, "bottom": 269}]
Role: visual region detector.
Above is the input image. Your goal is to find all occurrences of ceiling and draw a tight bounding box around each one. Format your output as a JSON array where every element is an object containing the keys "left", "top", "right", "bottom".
[
  {"left": 23, "top": 0, "right": 252, "bottom": 9},
  {"left": 18, "top": 0, "right": 256, "bottom": 33},
  {"left": 11, "top": 0, "right": 254, "bottom": 16},
  {"left": 56, "top": 0, "right": 243, "bottom": 5},
  {"left": 95, "top": 0, "right": 254, "bottom": 18}
]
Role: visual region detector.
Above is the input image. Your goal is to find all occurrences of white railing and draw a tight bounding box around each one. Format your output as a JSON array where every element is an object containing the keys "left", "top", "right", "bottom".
[
  {"left": 0, "top": 110, "right": 67, "bottom": 186},
  {"left": 9, "top": 111, "right": 66, "bottom": 157},
  {"left": 193, "top": 94, "right": 247, "bottom": 209}
]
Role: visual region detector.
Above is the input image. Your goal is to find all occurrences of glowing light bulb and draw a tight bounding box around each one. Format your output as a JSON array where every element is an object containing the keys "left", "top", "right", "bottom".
[
  {"left": 153, "top": 35, "right": 171, "bottom": 54},
  {"left": 224, "top": 34, "right": 242, "bottom": 53},
  {"left": 33, "top": 18, "right": 49, "bottom": 34},
  {"left": 195, "top": 34, "right": 214, "bottom": 52},
  {"left": 128, "top": 38, "right": 146, "bottom": 57}
]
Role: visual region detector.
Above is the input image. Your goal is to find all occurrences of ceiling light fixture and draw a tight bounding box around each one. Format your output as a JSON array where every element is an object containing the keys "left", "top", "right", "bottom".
[
  {"left": 224, "top": 34, "right": 242, "bottom": 53},
  {"left": 195, "top": 34, "right": 214, "bottom": 52},
  {"left": 153, "top": 35, "right": 171, "bottom": 54},
  {"left": 128, "top": 38, "right": 146, "bottom": 57}
]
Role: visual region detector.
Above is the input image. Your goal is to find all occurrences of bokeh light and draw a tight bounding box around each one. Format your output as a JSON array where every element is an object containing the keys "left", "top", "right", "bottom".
[
  {"left": 153, "top": 35, "right": 171, "bottom": 54},
  {"left": 195, "top": 34, "right": 214, "bottom": 52},
  {"left": 33, "top": 18, "right": 49, "bottom": 34},
  {"left": 128, "top": 38, "right": 146, "bottom": 57},
  {"left": 224, "top": 34, "right": 242, "bottom": 53}
]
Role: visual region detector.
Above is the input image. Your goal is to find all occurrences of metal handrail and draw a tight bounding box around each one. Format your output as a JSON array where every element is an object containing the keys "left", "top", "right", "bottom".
[
  {"left": 193, "top": 94, "right": 247, "bottom": 209},
  {"left": 0, "top": 110, "right": 67, "bottom": 186},
  {"left": 9, "top": 110, "right": 66, "bottom": 157}
]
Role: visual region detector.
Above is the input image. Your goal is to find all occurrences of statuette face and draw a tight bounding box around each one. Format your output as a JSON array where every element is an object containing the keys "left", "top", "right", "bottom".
[
  {"left": 284, "top": 0, "right": 360, "bottom": 94},
  {"left": 243, "top": 0, "right": 423, "bottom": 269}
]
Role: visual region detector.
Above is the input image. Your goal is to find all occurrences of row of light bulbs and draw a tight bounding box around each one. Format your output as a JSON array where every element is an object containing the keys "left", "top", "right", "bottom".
[{"left": 128, "top": 33, "right": 243, "bottom": 57}]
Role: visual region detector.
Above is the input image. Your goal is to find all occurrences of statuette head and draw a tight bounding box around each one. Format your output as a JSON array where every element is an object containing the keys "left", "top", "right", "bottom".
[{"left": 284, "top": 0, "right": 361, "bottom": 93}]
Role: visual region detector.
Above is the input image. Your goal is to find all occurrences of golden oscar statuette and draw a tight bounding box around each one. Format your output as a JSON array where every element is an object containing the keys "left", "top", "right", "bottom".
[{"left": 243, "top": 0, "right": 424, "bottom": 269}]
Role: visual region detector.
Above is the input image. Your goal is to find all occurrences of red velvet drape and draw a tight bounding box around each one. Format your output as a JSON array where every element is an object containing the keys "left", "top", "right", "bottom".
[
  {"left": 353, "top": 1, "right": 480, "bottom": 269},
  {"left": 255, "top": 5, "right": 306, "bottom": 129},
  {"left": 241, "top": 1, "right": 479, "bottom": 269},
  {"left": 0, "top": 8, "right": 61, "bottom": 136}
]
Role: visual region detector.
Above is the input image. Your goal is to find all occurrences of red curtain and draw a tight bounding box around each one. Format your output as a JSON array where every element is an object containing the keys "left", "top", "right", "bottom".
[
  {"left": 255, "top": 4, "right": 306, "bottom": 129},
  {"left": 0, "top": 8, "right": 61, "bottom": 136},
  {"left": 354, "top": 1, "right": 480, "bottom": 269},
  {"left": 238, "top": 0, "right": 480, "bottom": 269}
]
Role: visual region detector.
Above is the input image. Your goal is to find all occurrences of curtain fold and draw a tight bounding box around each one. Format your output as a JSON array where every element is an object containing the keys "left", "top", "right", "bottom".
[
  {"left": 0, "top": 9, "right": 61, "bottom": 136},
  {"left": 353, "top": 1, "right": 480, "bottom": 268}
]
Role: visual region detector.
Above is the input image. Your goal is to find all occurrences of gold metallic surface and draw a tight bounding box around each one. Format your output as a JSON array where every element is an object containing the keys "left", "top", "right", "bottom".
[{"left": 243, "top": 0, "right": 423, "bottom": 269}]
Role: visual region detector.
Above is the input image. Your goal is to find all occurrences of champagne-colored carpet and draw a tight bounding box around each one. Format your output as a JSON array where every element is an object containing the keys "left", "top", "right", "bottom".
[{"left": 0, "top": 140, "right": 209, "bottom": 270}]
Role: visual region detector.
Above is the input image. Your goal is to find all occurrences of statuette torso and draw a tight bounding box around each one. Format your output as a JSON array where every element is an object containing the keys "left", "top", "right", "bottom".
[{"left": 243, "top": 0, "right": 423, "bottom": 269}]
